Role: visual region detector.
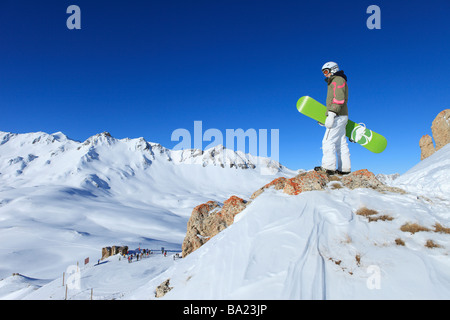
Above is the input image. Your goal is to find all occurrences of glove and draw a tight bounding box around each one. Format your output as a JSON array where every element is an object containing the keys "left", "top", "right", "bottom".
[{"left": 325, "top": 112, "right": 336, "bottom": 129}]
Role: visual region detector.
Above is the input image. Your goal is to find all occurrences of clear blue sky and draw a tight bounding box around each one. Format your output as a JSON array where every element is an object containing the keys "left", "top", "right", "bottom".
[{"left": 1, "top": 0, "right": 449, "bottom": 174}]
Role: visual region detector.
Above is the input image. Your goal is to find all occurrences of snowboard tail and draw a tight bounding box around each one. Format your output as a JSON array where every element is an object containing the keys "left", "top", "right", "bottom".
[{"left": 297, "top": 96, "right": 387, "bottom": 154}]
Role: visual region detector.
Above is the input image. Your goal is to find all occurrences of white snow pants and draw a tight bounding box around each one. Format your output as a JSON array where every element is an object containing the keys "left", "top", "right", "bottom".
[{"left": 322, "top": 115, "right": 351, "bottom": 172}]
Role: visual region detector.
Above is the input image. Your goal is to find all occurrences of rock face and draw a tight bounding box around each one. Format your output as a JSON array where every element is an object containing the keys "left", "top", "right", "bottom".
[
  {"left": 341, "top": 169, "right": 383, "bottom": 190},
  {"left": 283, "top": 171, "right": 329, "bottom": 195},
  {"left": 419, "top": 135, "right": 435, "bottom": 160},
  {"left": 432, "top": 109, "right": 450, "bottom": 151},
  {"left": 420, "top": 109, "right": 450, "bottom": 160},
  {"left": 101, "top": 245, "right": 128, "bottom": 260},
  {"left": 341, "top": 169, "right": 405, "bottom": 193},
  {"left": 181, "top": 196, "right": 248, "bottom": 257},
  {"left": 181, "top": 169, "right": 405, "bottom": 257}
]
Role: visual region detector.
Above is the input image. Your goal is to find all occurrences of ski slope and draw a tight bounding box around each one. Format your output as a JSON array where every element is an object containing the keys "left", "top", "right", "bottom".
[
  {"left": 0, "top": 130, "right": 296, "bottom": 298},
  {"left": 0, "top": 131, "right": 449, "bottom": 300}
]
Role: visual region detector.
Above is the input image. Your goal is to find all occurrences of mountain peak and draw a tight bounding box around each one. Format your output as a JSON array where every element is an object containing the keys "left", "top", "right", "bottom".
[
  {"left": 50, "top": 132, "right": 69, "bottom": 142},
  {"left": 82, "top": 132, "right": 116, "bottom": 147}
]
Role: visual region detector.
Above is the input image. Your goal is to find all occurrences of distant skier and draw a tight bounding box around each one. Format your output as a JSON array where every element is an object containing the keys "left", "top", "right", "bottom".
[{"left": 314, "top": 61, "right": 351, "bottom": 175}]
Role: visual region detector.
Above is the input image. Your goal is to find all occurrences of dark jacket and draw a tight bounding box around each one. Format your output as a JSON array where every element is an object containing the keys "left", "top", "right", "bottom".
[{"left": 325, "top": 70, "right": 348, "bottom": 116}]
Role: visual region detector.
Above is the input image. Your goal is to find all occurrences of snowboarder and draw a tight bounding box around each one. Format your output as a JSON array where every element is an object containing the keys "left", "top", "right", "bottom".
[{"left": 315, "top": 61, "right": 351, "bottom": 175}]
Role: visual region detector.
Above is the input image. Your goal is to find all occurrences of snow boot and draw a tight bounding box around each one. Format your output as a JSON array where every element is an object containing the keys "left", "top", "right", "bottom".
[
  {"left": 314, "top": 166, "right": 336, "bottom": 175},
  {"left": 336, "top": 170, "right": 351, "bottom": 175}
]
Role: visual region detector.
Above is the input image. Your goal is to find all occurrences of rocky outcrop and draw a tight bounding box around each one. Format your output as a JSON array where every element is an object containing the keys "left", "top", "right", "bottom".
[
  {"left": 341, "top": 169, "right": 405, "bottom": 194},
  {"left": 182, "top": 169, "right": 405, "bottom": 257},
  {"left": 250, "top": 177, "right": 288, "bottom": 199},
  {"left": 182, "top": 172, "right": 330, "bottom": 257},
  {"left": 101, "top": 245, "right": 128, "bottom": 260},
  {"left": 283, "top": 171, "right": 329, "bottom": 195},
  {"left": 419, "top": 135, "right": 435, "bottom": 160},
  {"left": 182, "top": 196, "right": 248, "bottom": 257},
  {"left": 420, "top": 109, "right": 450, "bottom": 160},
  {"left": 251, "top": 171, "right": 329, "bottom": 198},
  {"left": 432, "top": 109, "right": 450, "bottom": 151},
  {"left": 155, "top": 279, "right": 173, "bottom": 298}
]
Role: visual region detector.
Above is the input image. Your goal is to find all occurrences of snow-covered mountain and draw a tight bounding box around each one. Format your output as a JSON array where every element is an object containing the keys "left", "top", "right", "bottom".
[
  {"left": 1, "top": 131, "right": 449, "bottom": 300},
  {"left": 0, "top": 130, "right": 296, "bottom": 282},
  {"left": 0, "top": 130, "right": 290, "bottom": 190}
]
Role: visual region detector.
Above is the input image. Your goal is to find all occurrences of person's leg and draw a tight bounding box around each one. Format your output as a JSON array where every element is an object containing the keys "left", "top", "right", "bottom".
[
  {"left": 335, "top": 116, "right": 351, "bottom": 173},
  {"left": 321, "top": 122, "right": 341, "bottom": 171},
  {"left": 339, "top": 135, "right": 351, "bottom": 173}
]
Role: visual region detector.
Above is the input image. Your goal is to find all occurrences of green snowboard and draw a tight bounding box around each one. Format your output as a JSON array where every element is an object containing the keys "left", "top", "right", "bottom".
[{"left": 296, "top": 96, "right": 387, "bottom": 154}]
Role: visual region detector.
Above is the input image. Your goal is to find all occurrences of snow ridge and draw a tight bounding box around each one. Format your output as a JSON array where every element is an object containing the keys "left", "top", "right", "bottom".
[{"left": 0, "top": 131, "right": 288, "bottom": 189}]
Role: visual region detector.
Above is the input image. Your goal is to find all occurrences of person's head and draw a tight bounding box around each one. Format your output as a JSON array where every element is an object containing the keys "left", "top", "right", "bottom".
[{"left": 322, "top": 61, "right": 339, "bottom": 78}]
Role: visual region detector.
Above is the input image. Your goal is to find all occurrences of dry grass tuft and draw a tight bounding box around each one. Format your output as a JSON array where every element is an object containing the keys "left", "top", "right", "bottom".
[
  {"left": 395, "top": 238, "right": 405, "bottom": 246},
  {"left": 356, "top": 207, "right": 378, "bottom": 217},
  {"left": 434, "top": 223, "right": 450, "bottom": 234},
  {"left": 356, "top": 207, "right": 394, "bottom": 223},
  {"left": 355, "top": 254, "right": 361, "bottom": 266},
  {"left": 330, "top": 182, "right": 344, "bottom": 190},
  {"left": 328, "top": 257, "right": 342, "bottom": 266},
  {"left": 425, "top": 239, "right": 442, "bottom": 249},
  {"left": 400, "top": 222, "right": 430, "bottom": 234},
  {"left": 368, "top": 215, "right": 394, "bottom": 222}
]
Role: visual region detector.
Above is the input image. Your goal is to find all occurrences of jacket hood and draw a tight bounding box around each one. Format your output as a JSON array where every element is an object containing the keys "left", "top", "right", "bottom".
[
  {"left": 325, "top": 70, "right": 348, "bottom": 83},
  {"left": 334, "top": 70, "right": 347, "bottom": 81}
]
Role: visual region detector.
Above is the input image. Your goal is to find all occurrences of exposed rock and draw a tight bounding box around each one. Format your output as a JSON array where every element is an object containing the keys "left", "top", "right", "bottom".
[
  {"left": 182, "top": 196, "right": 247, "bottom": 257},
  {"left": 251, "top": 177, "right": 287, "bottom": 199},
  {"left": 251, "top": 171, "right": 329, "bottom": 198},
  {"left": 283, "top": 171, "right": 329, "bottom": 195},
  {"left": 341, "top": 169, "right": 405, "bottom": 194},
  {"left": 112, "top": 245, "right": 128, "bottom": 256},
  {"left": 182, "top": 169, "right": 406, "bottom": 258},
  {"left": 181, "top": 201, "right": 221, "bottom": 258},
  {"left": 155, "top": 279, "right": 173, "bottom": 298},
  {"left": 221, "top": 196, "right": 248, "bottom": 224},
  {"left": 101, "top": 245, "right": 128, "bottom": 260},
  {"left": 419, "top": 135, "right": 435, "bottom": 160},
  {"left": 101, "top": 247, "right": 111, "bottom": 260},
  {"left": 420, "top": 109, "right": 450, "bottom": 160},
  {"left": 341, "top": 169, "right": 383, "bottom": 190},
  {"left": 431, "top": 109, "right": 450, "bottom": 152}
]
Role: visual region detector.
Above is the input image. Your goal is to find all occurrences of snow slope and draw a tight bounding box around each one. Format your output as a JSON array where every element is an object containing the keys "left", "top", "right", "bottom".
[
  {"left": 1, "top": 131, "right": 449, "bottom": 300},
  {"left": 0, "top": 131, "right": 296, "bottom": 283},
  {"left": 127, "top": 144, "right": 450, "bottom": 299},
  {"left": 17, "top": 170, "right": 450, "bottom": 300},
  {"left": 127, "top": 188, "right": 449, "bottom": 300},
  {"left": 392, "top": 144, "right": 450, "bottom": 198}
]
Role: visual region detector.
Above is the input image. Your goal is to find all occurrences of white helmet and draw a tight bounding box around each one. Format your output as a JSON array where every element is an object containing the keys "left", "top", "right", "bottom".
[{"left": 322, "top": 61, "right": 339, "bottom": 75}]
